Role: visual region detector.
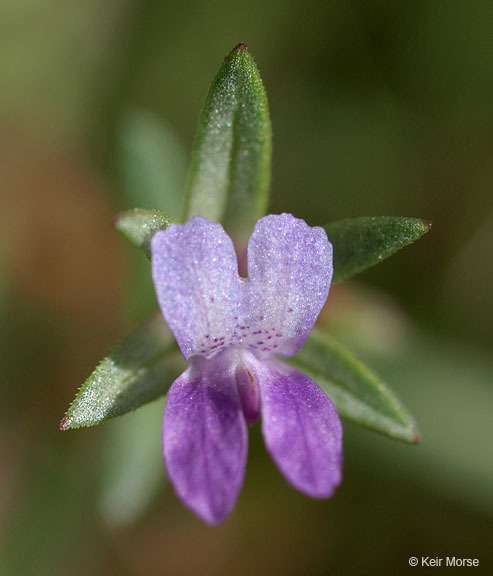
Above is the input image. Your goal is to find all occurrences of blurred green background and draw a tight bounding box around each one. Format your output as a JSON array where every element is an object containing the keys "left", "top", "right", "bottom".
[{"left": 1, "top": 1, "right": 492, "bottom": 574}]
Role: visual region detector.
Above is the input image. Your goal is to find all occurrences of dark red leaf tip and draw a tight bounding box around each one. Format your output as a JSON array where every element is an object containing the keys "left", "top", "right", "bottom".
[
  {"left": 424, "top": 219, "right": 433, "bottom": 230},
  {"left": 59, "top": 417, "right": 67, "bottom": 431},
  {"left": 234, "top": 42, "right": 248, "bottom": 52}
]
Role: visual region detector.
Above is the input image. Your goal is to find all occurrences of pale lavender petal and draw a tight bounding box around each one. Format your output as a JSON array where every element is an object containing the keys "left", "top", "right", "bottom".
[
  {"left": 151, "top": 217, "right": 242, "bottom": 361},
  {"left": 246, "top": 213, "right": 332, "bottom": 358},
  {"left": 258, "top": 359, "right": 343, "bottom": 498},
  {"left": 163, "top": 352, "right": 248, "bottom": 525}
]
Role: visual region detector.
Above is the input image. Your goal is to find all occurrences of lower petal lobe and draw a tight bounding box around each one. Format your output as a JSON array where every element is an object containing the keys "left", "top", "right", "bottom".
[
  {"left": 258, "top": 359, "right": 343, "bottom": 498},
  {"left": 163, "top": 355, "right": 248, "bottom": 524}
]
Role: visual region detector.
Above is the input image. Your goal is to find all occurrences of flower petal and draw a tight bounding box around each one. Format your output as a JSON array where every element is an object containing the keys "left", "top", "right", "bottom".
[
  {"left": 258, "top": 359, "right": 343, "bottom": 498},
  {"left": 234, "top": 348, "right": 261, "bottom": 425},
  {"left": 151, "top": 216, "right": 242, "bottom": 361},
  {"left": 163, "top": 353, "right": 248, "bottom": 525},
  {"left": 247, "top": 213, "right": 332, "bottom": 357}
]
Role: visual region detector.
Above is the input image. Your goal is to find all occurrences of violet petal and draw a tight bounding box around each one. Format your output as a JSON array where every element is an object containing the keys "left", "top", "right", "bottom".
[
  {"left": 151, "top": 217, "right": 242, "bottom": 361},
  {"left": 247, "top": 213, "right": 333, "bottom": 358},
  {"left": 258, "top": 359, "right": 343, "bottom": 498},
  {"left": 151, "top": 214, "right": 332, "bottom": 361},
  {"left": 163, "top": 355, "right": 248, "bottom": 525}
]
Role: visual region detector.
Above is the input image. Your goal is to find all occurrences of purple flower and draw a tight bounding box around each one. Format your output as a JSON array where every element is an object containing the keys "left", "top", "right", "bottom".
[{"left": 151, "top": 213, "right": 343, "bottom": 524}]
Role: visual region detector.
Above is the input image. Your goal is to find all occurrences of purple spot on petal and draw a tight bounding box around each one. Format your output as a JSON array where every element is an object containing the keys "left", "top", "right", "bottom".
[
  {"left": 210, "top": 296, "right": 215, "bottom": 303},
  {"left": 257, "top": 341, "right": 264, "bottom": 345}
]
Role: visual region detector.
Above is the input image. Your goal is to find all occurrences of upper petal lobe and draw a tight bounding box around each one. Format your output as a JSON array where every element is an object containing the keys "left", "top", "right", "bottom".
[
  {"left": 151, "top": 217, "right": 242, "bottom": 361},
  {"left": 247, "top": 213, "right": 333, "bottom": 357},
  {"left": 151, "top": 214, "right": 333, "bottom": 362}
]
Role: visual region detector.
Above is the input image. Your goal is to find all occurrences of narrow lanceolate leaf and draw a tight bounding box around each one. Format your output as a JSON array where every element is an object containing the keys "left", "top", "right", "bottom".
[
  {"left": 184, "top": 43, "right": 272, "bottom": 237},
  {"left": 60, "top": 315, "right": 184, "bottom": 430},
  {"left": 325, "top": 216, "right": 432, "bottom": 284},
  {"left": 289, "top": 330, "right": 420, "bottom": 443},
  {"left": 114, "top": 208, "right": 177, "bottom": 258}
]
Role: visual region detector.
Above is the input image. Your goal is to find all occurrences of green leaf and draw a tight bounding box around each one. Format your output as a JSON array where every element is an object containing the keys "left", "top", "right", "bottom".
[
  {"left": 114, "top": 208, "right": 177, "bottom": 258},
  {"left": 184, "top": 43, "right": 272, "bottom": 237},
  {"left": 289, "top": 329, "right": 420, "bottom": 443},
  {"left": 325, "top": 216, "right": 432, "bottom": 284},
  {"left": 118, "top": 110, "right": 187, "bottom": 219},
  {"left": 60, "top": 315, "right": 184, "bottom": 430}
]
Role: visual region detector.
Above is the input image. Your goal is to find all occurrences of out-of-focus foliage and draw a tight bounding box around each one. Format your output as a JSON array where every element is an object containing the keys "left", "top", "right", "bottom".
[
  {"left": 1, "top": 1, "right": 493, "bottom": 575},
  {"left": 118, "top": 110, "right": 187, "bottom": 219},
  {"left": 96, "top": 108, "right": 188, "bottom": 525},
  {"left": 99, "top": 397, "right": 167, "bottom": 526},
  {"left": 324, "top": 285, "right": 493, "bottom": 515}
]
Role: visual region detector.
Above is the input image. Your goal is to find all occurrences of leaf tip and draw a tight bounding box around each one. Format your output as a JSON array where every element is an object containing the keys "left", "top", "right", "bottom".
[
  {"left": 423, "top": 219, "right": 433, "bottom": 231},
  {"left": 59, "top": 417, "right": 68, "bottom": 431},
  {"left": 234, "top": 42, "right": 249, "bottom": 52},
  {"left": 411, "top": 427, "right": 422, "bottom": 444}
]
